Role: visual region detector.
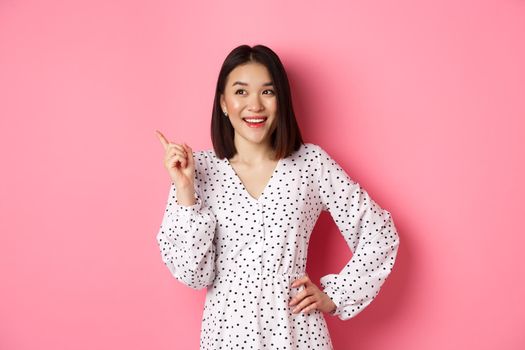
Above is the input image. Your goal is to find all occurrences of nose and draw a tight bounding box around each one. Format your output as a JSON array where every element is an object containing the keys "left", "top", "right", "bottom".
[{"left": 247, "top": 94, "right": 264, "bottom": 111}]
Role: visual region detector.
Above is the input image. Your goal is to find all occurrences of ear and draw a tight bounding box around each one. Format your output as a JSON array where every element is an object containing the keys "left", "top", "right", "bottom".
[{"left": 220, "top": 94, "right": 227, "bottom": 112}]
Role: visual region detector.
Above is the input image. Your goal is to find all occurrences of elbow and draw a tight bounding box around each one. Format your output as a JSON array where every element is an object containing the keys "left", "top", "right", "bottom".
[
  {"left": 391, "top": 223, "right": 401, "bottom": 256},
  {"left": 156, "top": 226, "right": 217, "bottom": 290},
  {"left": 384, "top": 211, "right": 400, "bottom": 253},
  {"left": 177, "top": 270, "right": 215, "bottom": 290},
  {"left": 184, "top": 255, "right": 217, "bottom": 290},
  {"left": 394, "top": 231, "right": 400, "bottom": 252},
  {"left": 167, "top": 246, "right": 216, "bottom": 290},
  {"left": 165, "top": 260, "right": 216, "bottom": 290},
  {"left": 390, "top": 226, "right": 400, "bottom": 254}
]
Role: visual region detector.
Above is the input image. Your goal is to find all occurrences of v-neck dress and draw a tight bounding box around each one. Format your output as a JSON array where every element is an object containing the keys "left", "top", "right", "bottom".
[{"left": 156, "top": 142, "right": 400, "bottom": 350}]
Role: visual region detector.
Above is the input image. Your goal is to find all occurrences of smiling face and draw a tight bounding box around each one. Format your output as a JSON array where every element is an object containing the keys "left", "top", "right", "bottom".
[{"left": 220, "top": 62, "right": 278, "bottom": 147}]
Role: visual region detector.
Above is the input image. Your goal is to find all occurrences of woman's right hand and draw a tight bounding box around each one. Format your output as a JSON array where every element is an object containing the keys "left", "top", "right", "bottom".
[{"left": 155, "top": 130, "right": 195, "bottom": 190}]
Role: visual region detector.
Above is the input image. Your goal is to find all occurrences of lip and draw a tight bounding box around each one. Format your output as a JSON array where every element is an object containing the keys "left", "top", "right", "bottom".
[
  {"left": 242, "top": 116, "right": 267, "bottom": 128},
  {"left": 243, "top": 115, "right": 268, "bottom": 120}
]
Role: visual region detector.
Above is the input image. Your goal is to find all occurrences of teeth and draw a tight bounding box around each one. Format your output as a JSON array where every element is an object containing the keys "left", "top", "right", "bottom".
[{"left": 244, "top": 118, "right": 266, "bottom": 123}]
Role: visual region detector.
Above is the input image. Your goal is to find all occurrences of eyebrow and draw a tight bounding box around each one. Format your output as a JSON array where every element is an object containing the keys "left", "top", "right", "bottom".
[{"left": 232, "top": 81, "right": 274, "bottom": 87}]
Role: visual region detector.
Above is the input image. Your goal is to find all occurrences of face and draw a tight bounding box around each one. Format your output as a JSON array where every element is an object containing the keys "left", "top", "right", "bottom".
[{"left": 220, "top": 62, "right": 278, "bottom": 146}]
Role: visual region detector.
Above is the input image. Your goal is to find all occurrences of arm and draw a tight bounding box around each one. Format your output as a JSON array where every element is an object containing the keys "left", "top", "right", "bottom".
[
  {"left": 156, "top": 177, "right": 217, "bottom": 290},
  {"left": 315, "top": 144, "right": 400, "bottom": 320}
]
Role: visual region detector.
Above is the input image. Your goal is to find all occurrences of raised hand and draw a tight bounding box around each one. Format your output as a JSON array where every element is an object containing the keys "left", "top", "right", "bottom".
[{"left": 155, "top": 130, "right": 195, "bottom": 191}]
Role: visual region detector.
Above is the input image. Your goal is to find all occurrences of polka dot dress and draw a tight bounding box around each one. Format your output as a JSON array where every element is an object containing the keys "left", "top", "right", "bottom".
[{"left": 156, "top": 142, "right": 400, "bottom": 349}]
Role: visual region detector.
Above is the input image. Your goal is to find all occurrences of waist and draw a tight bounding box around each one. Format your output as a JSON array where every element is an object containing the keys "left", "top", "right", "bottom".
[{"left": 216, "top": 267, "right": 306, "bottom": 278}]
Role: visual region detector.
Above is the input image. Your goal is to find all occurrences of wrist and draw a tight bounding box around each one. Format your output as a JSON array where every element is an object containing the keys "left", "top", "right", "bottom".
[{"left": 176, "top": 187, "right": 197, "bottom": 206}]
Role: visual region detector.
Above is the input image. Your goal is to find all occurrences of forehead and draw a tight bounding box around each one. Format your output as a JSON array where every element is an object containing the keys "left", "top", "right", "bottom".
[{"left": 226, "top": 62, "right": 272, "bottom": 86}]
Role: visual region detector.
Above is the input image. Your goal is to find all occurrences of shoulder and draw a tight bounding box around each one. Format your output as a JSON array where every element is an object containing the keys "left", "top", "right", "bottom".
[
  {"left": 290, "top": 142, "right": 320, "bottom": 158},
  {"left": 299, "top": 142, "right": 332, "bottom": 162},
  {"left": 283, "top": 143, "right": 337, "bottom": 175},
  {"left": 190, "top": 148, "right": 219, "bottom": 164},
  {"left": 303, "top": 143, "right": 348, "bottom": 178},
  {"left": 187, "top": 149, "right": 218, "bottom": 185},
  {"left": 195, "top": 148, "right": 220, "bottom": 167},
  {"left": 190, "top": 149, "right": 208, "bottom": 169},
  {"left": 190, "top": 147, "right": 226, "bottom": 173}
]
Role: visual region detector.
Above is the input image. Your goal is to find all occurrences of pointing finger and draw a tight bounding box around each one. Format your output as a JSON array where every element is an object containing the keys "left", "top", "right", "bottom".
[{"left": 155, "top": 130, "right": 169, "bottom": 150}]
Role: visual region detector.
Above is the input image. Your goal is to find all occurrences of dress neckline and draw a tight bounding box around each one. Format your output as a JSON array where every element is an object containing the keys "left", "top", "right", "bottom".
[{"left": 223, "top": 155, "right": 282, "bottom": 203}]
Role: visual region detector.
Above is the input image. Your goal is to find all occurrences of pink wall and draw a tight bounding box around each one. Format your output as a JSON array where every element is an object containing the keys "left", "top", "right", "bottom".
[{"left": 1, "top": 0, "right": 524, "bottom": 349}]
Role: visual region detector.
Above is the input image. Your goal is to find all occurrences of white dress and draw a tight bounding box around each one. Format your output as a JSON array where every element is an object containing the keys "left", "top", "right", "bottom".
[{"left": 156, "top": 142, "right": 400, "bottom": 349}]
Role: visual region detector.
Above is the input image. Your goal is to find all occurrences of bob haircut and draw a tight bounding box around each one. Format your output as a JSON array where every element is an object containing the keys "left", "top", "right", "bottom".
[{"left": 211, "top": 44, "right": 304, "bottom": 160}]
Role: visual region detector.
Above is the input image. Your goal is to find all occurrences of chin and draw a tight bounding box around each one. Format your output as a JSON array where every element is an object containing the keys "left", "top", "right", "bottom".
[{"left": 240, "top": 133, "right": 270, "bottom": 144}]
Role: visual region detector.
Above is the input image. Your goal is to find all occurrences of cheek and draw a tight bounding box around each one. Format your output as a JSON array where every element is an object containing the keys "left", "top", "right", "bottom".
[
  {"left": 227, "top": 98, "right": 243, "bottom": 110},
  {"left": 265, "top": 99, "right": 278, "bottom": 111}
]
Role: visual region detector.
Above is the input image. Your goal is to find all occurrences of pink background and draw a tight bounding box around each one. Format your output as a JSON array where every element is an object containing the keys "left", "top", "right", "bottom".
[{"left": 1, "top": 0, "right": 524, "bottom": 349}]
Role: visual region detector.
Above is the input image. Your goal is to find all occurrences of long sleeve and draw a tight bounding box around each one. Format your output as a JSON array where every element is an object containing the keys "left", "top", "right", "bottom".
[
  {"left": 156, "top": 178, "right": 217, "bottom": 290},
  {"left": 315, "top": 144, "right": 400, "bottom": 321}
]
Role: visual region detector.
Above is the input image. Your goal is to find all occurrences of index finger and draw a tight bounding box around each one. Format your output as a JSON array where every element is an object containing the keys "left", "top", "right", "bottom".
[{"left": 155, "top": 130, "right": 170, "bottom": 150}]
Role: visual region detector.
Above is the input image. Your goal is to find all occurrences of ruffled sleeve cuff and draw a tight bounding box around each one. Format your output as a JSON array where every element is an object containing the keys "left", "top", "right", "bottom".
[{"left": 320, "top": 274, "right": 358, "bottom": 318}]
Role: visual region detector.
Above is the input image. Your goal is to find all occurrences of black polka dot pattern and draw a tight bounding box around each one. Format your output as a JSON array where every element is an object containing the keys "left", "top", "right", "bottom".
[{"left": 156, "top": 142, "right": 400, "bottom": 349}]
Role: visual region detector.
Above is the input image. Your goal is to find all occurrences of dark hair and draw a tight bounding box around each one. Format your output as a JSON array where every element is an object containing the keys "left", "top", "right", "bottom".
[{"left": 211, "top": 44, "right": 304, "bottom": 160}]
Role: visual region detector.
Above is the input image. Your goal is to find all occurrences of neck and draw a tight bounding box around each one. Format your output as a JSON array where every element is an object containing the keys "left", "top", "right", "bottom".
[{"left": 231, "top": 136, "right": 275, "bottom": 164}]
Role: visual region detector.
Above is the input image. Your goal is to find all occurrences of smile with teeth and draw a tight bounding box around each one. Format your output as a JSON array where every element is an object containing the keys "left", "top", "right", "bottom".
[{"left": 243, "top": 117, "right": 268, "bottom": 127}]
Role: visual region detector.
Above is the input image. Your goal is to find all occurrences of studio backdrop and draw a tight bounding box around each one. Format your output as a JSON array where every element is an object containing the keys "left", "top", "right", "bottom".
[{"left": 1, "top": 0, "right": 524, "bottom": 349}]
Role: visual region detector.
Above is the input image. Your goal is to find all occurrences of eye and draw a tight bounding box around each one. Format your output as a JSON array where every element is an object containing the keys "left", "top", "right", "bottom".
[{"left": 234, "top": 89, "right": 274, "bottom": 95}]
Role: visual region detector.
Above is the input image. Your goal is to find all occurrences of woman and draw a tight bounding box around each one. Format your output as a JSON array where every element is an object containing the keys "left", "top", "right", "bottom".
[{"left": 155, "top": 44, "right": 400, "bottom": 349}]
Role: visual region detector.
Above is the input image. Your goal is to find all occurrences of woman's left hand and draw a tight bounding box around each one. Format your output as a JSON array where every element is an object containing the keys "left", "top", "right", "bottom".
[{"left": 289, "top": 274, "right": 337, "bottom": 314}]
